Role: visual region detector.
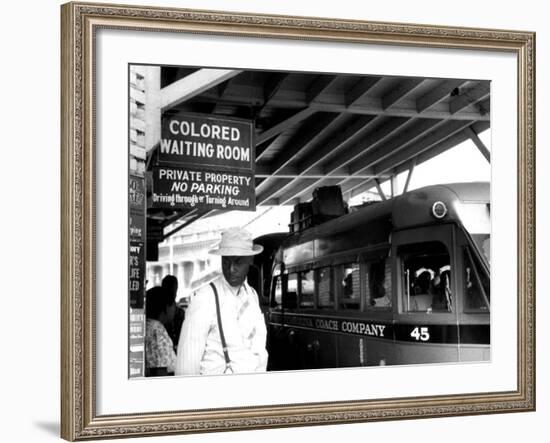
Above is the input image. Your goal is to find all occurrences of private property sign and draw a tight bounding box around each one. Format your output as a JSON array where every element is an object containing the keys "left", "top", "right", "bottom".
[
  {"left": 151, "top": 166, "right": 255, "bottom": 211},
  {"left": 158, "top": 113, "right": 254, "bottom": 171},
  {"left": 153, "top": 113, "right": 256, "bottom": 211}
]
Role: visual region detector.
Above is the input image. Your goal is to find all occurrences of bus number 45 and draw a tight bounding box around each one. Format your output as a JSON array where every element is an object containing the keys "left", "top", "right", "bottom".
[{"left": 410, "top": 327, "right": 430, "bottom": 342}]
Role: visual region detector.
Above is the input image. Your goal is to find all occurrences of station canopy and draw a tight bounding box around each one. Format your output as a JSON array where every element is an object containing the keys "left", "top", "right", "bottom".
[{"left": 147, "top": 67, "right": 490, "bottom": 239}]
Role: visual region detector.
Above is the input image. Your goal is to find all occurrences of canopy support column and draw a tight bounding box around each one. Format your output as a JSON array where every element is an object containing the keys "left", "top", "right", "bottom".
[
  {"left": 466, "top": 126, "right": 490, "bottom": 162},
  {"left": 403, "top": 158, "right": 417, "bottom": 193},
  {"left": 374, "top": 179, "right": 387, "bottom": 201}
]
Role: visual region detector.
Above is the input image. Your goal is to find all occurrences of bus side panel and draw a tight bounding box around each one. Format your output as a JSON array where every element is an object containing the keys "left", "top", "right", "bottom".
[
  {"left": 362, "top": 337, "right": 394, "bottom": 366},
  {"left": 337, "top": 336, "right": 400, "bottom": 367},
  {"left": 336, "top": 336, "right": 364, "bottom": 367},
  {"left": 459, "top": 345, "right": 490, "bottom": 362},
  {"left": 267, "top": 324, "right": 308, "bottom": 371},
  {"left": 294, "top": 328, "right": 338, "bottom": 370},
  {"left": 392, "top": 342, "right": 459, "bottom": 365}
]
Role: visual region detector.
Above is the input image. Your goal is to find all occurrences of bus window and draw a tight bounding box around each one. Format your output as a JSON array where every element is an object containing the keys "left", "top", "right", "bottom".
[
  {"left": 317, "top": 267, "right": 334, "bottom": 308},
  {"left": 472, "top": 233, "right": 491, "bottom": 266},
  {"left": 337, "top": 263, "right": 360, "bottom": 310},
  {"left": 463, "top": 247, "right": 490, "bottom": 312},
  {"left": 399, "top": 241, "right": 452, "bottom": 313},
  {"left": 286, "top": 272, "right": 298, "bottom": 308},
  {"left": 299, "top": 270, "right": 315, "bottom": 308},
  {"left": 271, "top": 276, "right": 282, "bottom": 307},
  {"left": 366, "top": 259, "right": 392, "bottom": 309}
]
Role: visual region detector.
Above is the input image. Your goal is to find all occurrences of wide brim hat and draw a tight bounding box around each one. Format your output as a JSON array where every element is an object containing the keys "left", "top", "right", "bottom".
[{"left": 209, "top": 227, "right": 264, "bottom": 256}]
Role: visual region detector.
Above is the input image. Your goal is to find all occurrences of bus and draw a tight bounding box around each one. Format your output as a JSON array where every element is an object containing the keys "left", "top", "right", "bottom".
[{"left": 260, "top": 183, "right": 490, "bottom": 370}]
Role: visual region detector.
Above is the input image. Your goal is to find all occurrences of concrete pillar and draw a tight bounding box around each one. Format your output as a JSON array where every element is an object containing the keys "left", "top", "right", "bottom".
[
  {"left": 156, "top": 265, "right": 161, "bottom": 280},
  {"left": 162, "top": 264, "right": 170, "bottom": 283},
  {"left": 143, "top": 66, "right": 161, "bottom": 152},
  {"left": 183, "top": 261, "right": 195, "bottom": 289},
  {"left": 176, "top": 262, "right": 186, "bottom": 298}
]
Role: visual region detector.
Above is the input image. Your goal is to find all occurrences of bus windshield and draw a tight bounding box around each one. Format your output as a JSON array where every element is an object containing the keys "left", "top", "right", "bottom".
[
  {"left": 456, "top": 202, "right": 490, "bottom": 266},
  {"left": 471, "top": 234, "right": 490, "bottom": 266}
]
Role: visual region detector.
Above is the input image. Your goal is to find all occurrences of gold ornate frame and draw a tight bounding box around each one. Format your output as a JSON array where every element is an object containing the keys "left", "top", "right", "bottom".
[{"left": 60, "top": 1, "right": 536, "bottom": 440}]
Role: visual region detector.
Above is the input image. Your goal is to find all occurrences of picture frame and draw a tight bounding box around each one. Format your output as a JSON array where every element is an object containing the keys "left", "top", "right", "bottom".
[{"left": 60, "top": 1, "right": 535, "bottom": 441}]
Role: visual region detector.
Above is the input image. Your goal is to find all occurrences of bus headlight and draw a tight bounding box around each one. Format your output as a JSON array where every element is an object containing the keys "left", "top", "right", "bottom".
[{"left": 432, "top": 201, "right": 448, "bottom": 219}]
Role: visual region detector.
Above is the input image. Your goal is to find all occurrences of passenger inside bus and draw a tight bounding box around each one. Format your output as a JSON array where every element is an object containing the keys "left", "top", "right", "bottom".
[
  {"left": 431, "top": 270, "right": 452, "bottom": 311},
  {"left": 368, "top": 260, "right": 392, "bottom": 308},
  {"left": 338, "top": 264, "right": 360, "bottom": 309},
  {"left": 411, "top": 270, "right": 434, "bottom": 311},
  {"left": 401, "top": 241, "right": 452, "bottom": 313},
  {"left": 343, "top": 268, "right": 354, "bottom": 297}
]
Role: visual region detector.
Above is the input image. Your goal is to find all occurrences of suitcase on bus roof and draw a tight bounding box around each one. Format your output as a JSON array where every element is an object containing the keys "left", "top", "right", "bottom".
[{"left": 312, "top": 186, "right": 346, "bottom": 217}]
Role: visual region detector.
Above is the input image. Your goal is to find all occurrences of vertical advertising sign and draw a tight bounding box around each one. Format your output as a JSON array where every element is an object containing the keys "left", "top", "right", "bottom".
[
  {"left": 129, "top": 175, "right": 147, "bottom": 309},
  {"left": 129, "top": 174, "right": 146, "bottom": 210},
  {"left": 129, "top": 241, "right": 146, "bottom": 308},
  {"left": 129, "top": 174, "right": 146, "bottom": 378}
]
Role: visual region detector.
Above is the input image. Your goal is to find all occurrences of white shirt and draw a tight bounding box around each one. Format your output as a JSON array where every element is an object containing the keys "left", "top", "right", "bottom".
[{"left": 175, "top": 275, "right": 268, "bottom": 375}]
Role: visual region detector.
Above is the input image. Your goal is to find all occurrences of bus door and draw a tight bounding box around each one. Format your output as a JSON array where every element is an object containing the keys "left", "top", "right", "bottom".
[
  {"left": 281, "top": 268, "right": 339, "bottom": 370},
  {"left": 392, "top": 224, "right": 460, "bottom": 365},
  {"left": 267, "top": 265, "right": 321, "bottom": 371},
  {"left": 268, "top": 264, "right": 341, "bottom": 371},
  {"left": 266, "top": 265, "right": 297, "bottom": 371},
  {"left": 455, "top": 227, "right": 490, "bottom": 362}
]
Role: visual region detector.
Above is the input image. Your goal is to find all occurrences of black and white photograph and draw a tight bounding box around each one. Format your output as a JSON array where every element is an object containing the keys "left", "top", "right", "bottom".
[
  {"left": 49, "top": 0, "right": 539, "bottom": 440},
  {"left": 3, "top": 0, "right": 547, "bottom": 441},
  {"left": 129, "top": 65, "right": 491, "bottom": 378}
]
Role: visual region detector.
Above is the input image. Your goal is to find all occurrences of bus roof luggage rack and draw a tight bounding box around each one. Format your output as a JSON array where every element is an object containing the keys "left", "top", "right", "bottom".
[
  {"left": 289, "top": 186, "right": 347, "bottom": 233},
  {"left": 289, "top": 202, "right": 313, "bottom": 233}
]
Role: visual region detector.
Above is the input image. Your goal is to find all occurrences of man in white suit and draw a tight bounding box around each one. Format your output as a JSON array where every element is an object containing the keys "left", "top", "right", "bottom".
[{"left": 175, "top": 227, "right": 268, "bottom": 375}]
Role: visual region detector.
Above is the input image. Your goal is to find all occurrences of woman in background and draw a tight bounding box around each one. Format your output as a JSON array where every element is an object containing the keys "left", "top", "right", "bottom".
[{"left": 145, "top": 286, "right": 176, "bottom": 376}]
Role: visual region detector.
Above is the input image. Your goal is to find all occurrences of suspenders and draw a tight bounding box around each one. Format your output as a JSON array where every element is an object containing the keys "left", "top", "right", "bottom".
[{"left": 209, "top": 282, "right": 233, "bottom": 374}]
